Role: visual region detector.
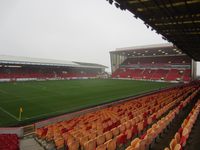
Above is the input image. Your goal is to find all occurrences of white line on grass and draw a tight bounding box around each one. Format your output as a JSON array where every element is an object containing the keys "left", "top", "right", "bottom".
[
  {"left": 0, "top": 89, "right": 9, "bottom": 94},
  {"left": 0, "top": 106, "right": 19, "bottom": 121}
]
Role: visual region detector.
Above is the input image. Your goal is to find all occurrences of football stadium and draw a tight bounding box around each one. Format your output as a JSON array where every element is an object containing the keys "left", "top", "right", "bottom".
[{"left": 0, "top": 0, "right": 200, "bottom": 150}]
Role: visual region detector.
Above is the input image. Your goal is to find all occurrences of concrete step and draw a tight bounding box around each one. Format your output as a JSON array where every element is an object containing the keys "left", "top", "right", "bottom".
[{"left": 20, "top": 137, "right": 44, "bottom": 150}]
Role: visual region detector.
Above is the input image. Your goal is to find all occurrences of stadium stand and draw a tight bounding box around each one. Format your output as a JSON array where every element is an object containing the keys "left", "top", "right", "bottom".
[
  {"left": 110, "top": 44, "right": 192, "bottom": 82},
  {"left": 123, "top": 56, "right": 190, "bottom": 66},
  {"left": 126, "top": 85, "right": 200, "bottom": 150},
  {"left": 0, "top": 55, "right": 107, "bottom": 82},
  {"left": 0, "top": 134, "right": 19, "bottom": 150},
  {"left": 34, "top": 82, "right": 199, "bottom": 150},
  {"left": 166, "top": 100, "right": 200, "bottom": 150},
  {"left": 1, "top": 1, "right": 200, "bottom": 150}
]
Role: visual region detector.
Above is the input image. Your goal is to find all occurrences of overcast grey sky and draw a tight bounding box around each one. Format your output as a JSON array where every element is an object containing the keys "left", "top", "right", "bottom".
[{"left": 0, "top": 0, "right": 199, "bottom": 74}]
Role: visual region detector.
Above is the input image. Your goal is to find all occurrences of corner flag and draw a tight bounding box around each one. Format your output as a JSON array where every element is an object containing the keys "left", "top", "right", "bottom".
[
  {"left": 20, "top": 107, "right": 23, "bottom": 113},
  {"left": 19, "top": 107, "right": 23, "bottom": 121}
]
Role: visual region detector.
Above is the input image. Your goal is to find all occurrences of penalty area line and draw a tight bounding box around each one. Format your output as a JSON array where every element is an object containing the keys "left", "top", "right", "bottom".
[{"left": 0, "top": 106, "right": 19, "bottom": 121}]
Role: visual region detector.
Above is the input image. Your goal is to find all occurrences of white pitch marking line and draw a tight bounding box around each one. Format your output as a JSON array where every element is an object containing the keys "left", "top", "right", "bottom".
[
  {"left": 0, "top": 89, "right": 9, "bottom": 94},
  {"left": 0, "top": 106, "right": 19, "bottom": 121}
]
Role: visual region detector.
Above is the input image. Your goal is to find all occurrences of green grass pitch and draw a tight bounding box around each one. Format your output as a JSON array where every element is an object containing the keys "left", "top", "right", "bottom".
[{"left": 0, "top": 79, "right": 173, "bottom": 126}]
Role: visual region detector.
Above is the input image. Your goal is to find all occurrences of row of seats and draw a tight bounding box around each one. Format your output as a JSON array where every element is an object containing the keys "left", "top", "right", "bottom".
[
  {"left": 125, "top": 86, "right": 200, "bottom": 150},
  {"left": 0, "top": 67, "right": 101, "bottom": 80},
  {"left": 166, "top": 69, "right": 183, "bottom": 81},
  {"left": 123, "top": 56, "right": 190, "bottom": 66},
  {"left": 0, "top": 134, "right": 19, "bottom": 150},
  {"left": 0, "top": 72, "right": 98, "bottom": 79},
  {"left": 167, "top": 100, "right": 200, "bottom": 150},
  {"left": 35, "top": 83, "right": 199, "bottom": 150},
  {"left": 112, "top": 68, "right": 191, "bottom": 81}
]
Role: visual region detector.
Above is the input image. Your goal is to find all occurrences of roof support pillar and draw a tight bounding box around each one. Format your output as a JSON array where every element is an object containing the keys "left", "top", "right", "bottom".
[{"left": 191, "top": 59, "right": 197, "bottom": 80}]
